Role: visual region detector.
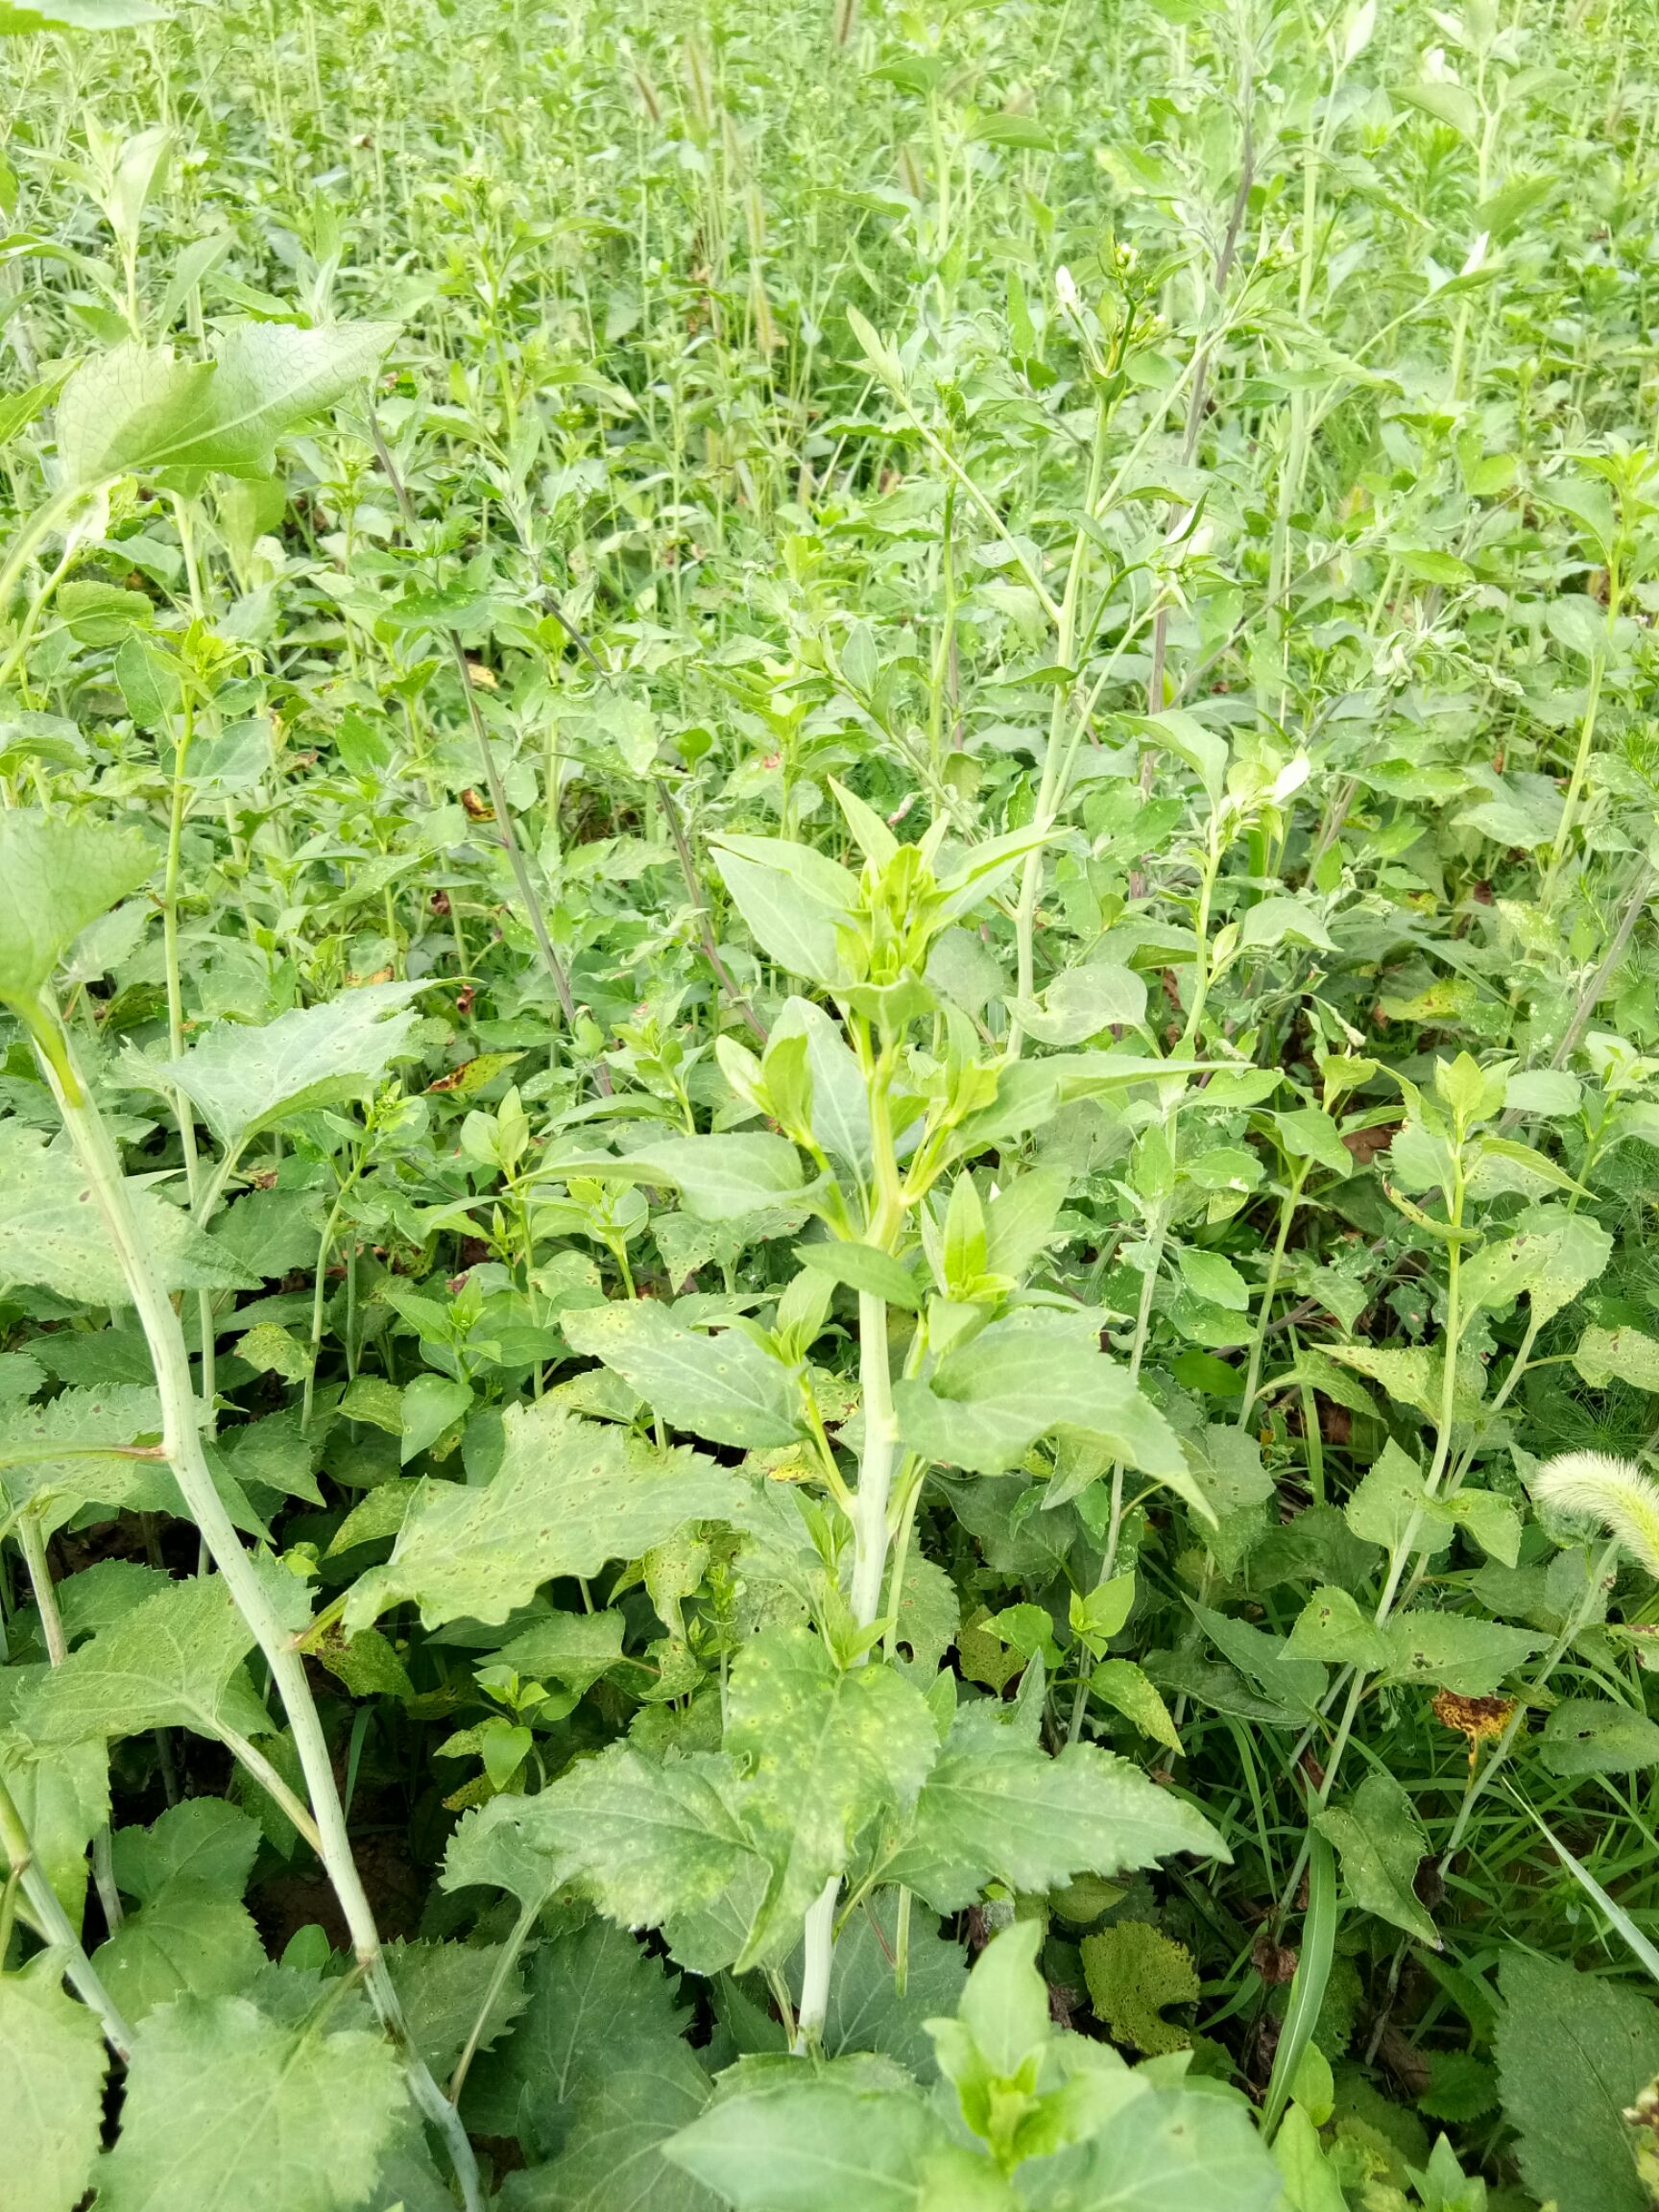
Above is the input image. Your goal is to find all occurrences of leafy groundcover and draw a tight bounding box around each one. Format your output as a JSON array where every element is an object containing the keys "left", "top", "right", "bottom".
[{"left": 5, "top": 0, "right": 1659, "bottom": 2207}]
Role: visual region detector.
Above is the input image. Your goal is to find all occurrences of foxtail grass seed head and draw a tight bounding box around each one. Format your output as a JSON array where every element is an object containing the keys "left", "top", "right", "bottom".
[{"left": 1532, "top": 1452, "right": 1659, "bottom": 1578}]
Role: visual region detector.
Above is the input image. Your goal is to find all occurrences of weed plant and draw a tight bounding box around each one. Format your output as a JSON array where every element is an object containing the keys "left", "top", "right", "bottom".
[{"left": 3, "top": 0, "right": 1659, "bottom": 2206}]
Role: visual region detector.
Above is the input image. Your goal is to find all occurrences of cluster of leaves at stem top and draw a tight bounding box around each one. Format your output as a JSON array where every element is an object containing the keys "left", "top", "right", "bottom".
[{"left": 7, "top": 0, "right": 1659, "bottom": 2207}]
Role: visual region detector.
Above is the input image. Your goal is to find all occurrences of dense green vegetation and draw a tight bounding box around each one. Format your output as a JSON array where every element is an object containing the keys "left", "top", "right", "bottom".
[{"left": 6, "top": 0, "right": 1659, "bottom": 2204}]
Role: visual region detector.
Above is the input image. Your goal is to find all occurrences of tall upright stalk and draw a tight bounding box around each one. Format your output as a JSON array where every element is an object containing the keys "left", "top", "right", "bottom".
[{"left": 26, "top": 998, "right": 484, "bottom": 2212}]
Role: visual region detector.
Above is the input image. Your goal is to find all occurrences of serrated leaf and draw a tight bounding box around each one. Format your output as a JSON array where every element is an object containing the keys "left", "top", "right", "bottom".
[
  {"left": 1314, "top": 1773, "right": 1438, "bottom": 1946},
  {"left": 384, "top": 1935, "right": 528, "bottom": 2083},
  {"left": 1080, "top": 1921, "right": 1200, "bottom": 2054},
  {"left": 162, "top": 981, "right": 425, "bottom": 1150},
  {"left": 93, "top": 1992, "right": 405, "bottom": 2212},
  {"left": 562, "top": 1303, "right": 803, "bottom": 1450},
  {"left": 20, "top": 1573, "right": 269, "bottom": 1744},
  {"left": 446, "top": 1742, "right": 748, "bottom": 1928},
  {"left": 1497, "top": 1951, "right": 1659, "bottom": 2212},
  {"left": 0, "top": 1124, "right": 252, "bottom": 1304},
  {"left": 465, "top": 1918, "right": 690, "bottom": 2152},
  {"left": 110, "top": 1799, "right": 261, "bottom": 1903},
  {"left": 92, "top": 1874, "right": 266, "bottom": 2017},
  {"left": 0, "top": 812, "right": 153, "bottom": 1008},
  {"left": 502, "top": 2042, "right": 718, "bottom": 2212},
  {"left": 0, "top": 1382, "right": 168, "bottom": 1534},
  {"left": 346, "top": 1401, "right": 743, "bottom": 1630},
  {"left": 885, "top": 1708, "right": 1227, "bottom": 1912},
  {"left": 722, "top": 1627, "right": 937, "bottom": 1964},
  {"left": 0, "top": 1969, "right": 108, "bottom": 2212}
]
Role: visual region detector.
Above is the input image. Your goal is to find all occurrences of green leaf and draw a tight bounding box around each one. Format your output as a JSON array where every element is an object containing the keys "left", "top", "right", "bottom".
[
  {"left": 1237, "top": 896, "right": 1335, "bottom": 954},
  {"left": 0, "top": 811, "right": 152, "bottom": 1010},
  {"left": 1006, "top": 963, "right": 1147, "bottom": 1047},
  {"left": 1087, "top": 1658, "right": 1183, "bottom": 1751},
  {"left": 772, "top": 998, "right": 871, "bottom": 1177},
  {"left": 561, "top": 1303, "right": 803, "bottom": 1451},
  {"left": 664, "top": 2063, "right": 1006, "bottom": 2212},
  {"left": 1381, "top": 1610, "right": 1544, "bottom": 1696},
  {"left": 399, "top": 1372, "right": 473, "bottom": 1462},
  {"left": 1541, "top": 1698, "right": 1659, "bottom": 1778},
  {"left": 0, "top": 1124, "right": 252, "bottom": 1305},
  {"left": 0, "top": 1382, "right": 169, "bottom": 1535},
  {"left": 0, "top": 1722, "right": 108, "bottom": 1921},
  {"left": 0, "top": 1968, "right": 108, "bottom": 2212},
  {"left": 1275, "top": 1106, "right": 1352, "bottom": 1178},
  {"left": 1287, "top": 1588, "right": 1392, "bottom": 1673},
  {"left": 893, "top": 1310, "right": 1187, "bottom": 1482},
  {"left": 92, "top": 1875, "right": 266, "bottom": 2017},
  {"left": 57, "top": 322, "right": 397, "bottom": 490},
  {"left": 1018, "top": 2075, "right": 1281, "bottom": 2211},
  {"left": 20, "top": 1572, "right": 269, "bottom": 1744},
  {"left": 794, "top": 1240, "right": 923, "bottom": 1311},
  {"left": 384, "top": 1935, "right": 528, "bottom": 2082},
  {"left": 465, "top": 1918, "right": 689, "bottom": 2152},
  {"left": 1174, "top": 1247, "right": 1249, "bottom": 1311},
  {"left": 1081, "top": 1921, "right": 1200, "bottom": 2054},
  {"left": 805, "top": 1893, "right": 968, "bottom": 2079},
  {"left": 1573, "top": 1325, "right": 1659, "bottom": 1394},
  {"left": 722, "top": 1627, "right": 937, "bottom": 1965},
  {"left": 502, "top": 2042, "right": 718, "bottom": 2212},
  {"left": 617, "top": 1134, "right": 808, "bottom": 1221},
  {"left": 346, "top": 1400, "right": 743, "bottom": 1629},
  {"left": 1496, "top": 1951, "right": 1659, "bottom": 2212},
  {"left": 162, "top": 981, "right": 426, "bottom": 1150},
  {"left": 447, "top": 1742, "right": 748, "bottom": 1929},
  {"left": 93, "top": 1993, "right": 405, "bottom": 2212},
  {"left": 1313, "top": 1773, "right": 1438, "bottom": 1946},
  {"left": 1342, "top": 1440, "right": 1445, "bottom": 1555},
  {"left": 885, "top": 1706, "right": 1228, "bottom": 1912},
  {"left": 110, "top": 1799, "right": 261, "bottom": 1902},
  {"left": 711, "top": 837, "right": 857, "bottom": 988}
]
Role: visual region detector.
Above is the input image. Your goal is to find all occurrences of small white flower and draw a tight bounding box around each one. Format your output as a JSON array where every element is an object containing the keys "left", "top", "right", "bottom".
[{"left": 1055, "top": 265, "right": 1079, "bottom": 314}]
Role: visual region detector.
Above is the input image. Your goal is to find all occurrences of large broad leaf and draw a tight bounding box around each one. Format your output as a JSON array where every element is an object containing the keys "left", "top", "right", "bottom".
[
  {"left": 383, "top": 1935, "right": 528, "bottom": 2082},
  {"left": 345, "top": 1401, "right": 743, "bottom": 1630},
  {"left": 91, "top": 1875, "right": 266, "bottom": 2019},
  {"left": 884, "top": 1706, "right": 1227, "bottom": 1913},
  {"left": 893, "top": 1310, "right": 1187, "bottom": 1481},
  {"left": 0, "top": 1968, "right": 108, "bottom": 2212},
  {"left": 57, "top": 322, "right": 397, "bottom": 490},
  {"left": 93, "top": 1992, "right": 405, "bottom": 2212},
  {"left": 20, "top": 1573, "right": 270, "bottom": 1745},
  {"left": 110, "top": 1799, "right": 261, "bottom": 1903},
  {"left": 0, "top": 812, "right": 153, "bottom": 1009},
  {"left": 446, "top": 1743, "right": 749, "bottom": 1930},
  {"left": 711, "top": 837, "right": 858, "bottom": 988},
  {"left": 1573, "top": 1324, "right": 1659, "bottom": 1394},
  {"left": 0, "top": 1710, "right": 108, "bottom": 1921},
  {"left": 466, "top": 1919, "right": 691, "bottom": 2153},
  {"left": 161, "top": 981, "right": 426, "bottom": 1150},
  {"left": 1380, "top": 1610, "right": 1544, "bottom": 1696},
  {"left": 1313, "top": 1772, "right": 1438, "bottom": 1947},
  {"left": 723, "top": 1627, "right": 937, "bottom": 1965},
  {"left": 664, "top": 2064, "right": 1011, "bottom": 2212},
  {"left": 799, "top": 1892, "right": 968, "bottom": 2080},
  {"left": 0, "top": 1125, "right": 252, "bottom": 1305},
  {"left": 612, "top": 1134, "right": 809, "bottom": 1222},
  {"left": 503, "top": 2043, "right": 718, "bottom": 2212},
  {"left": 1017, "top": 2076, "right": 1282, "bottom": 2211},
  {"left": 562, "top": 1303, "right": 803, "bottom": 1451},
  {"left": 1496, "top": 1951, "right": 1659, "bottom": 2212},
  {"left": 0, "top": 1382, "right": 172, "bottom": 1536}
]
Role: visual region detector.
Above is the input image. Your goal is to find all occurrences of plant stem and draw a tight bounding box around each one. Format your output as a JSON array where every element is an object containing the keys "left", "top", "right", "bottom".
[
  {"left": 0, "top": 1771, "right": 133, "bottom": 2061},
  {"left": 1238, "top": 1162, "right": 1309, "bottom": 1424},
  {"left": 30, "top": 1003, "right": 484, "bottom": 2212}
]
